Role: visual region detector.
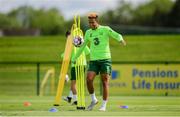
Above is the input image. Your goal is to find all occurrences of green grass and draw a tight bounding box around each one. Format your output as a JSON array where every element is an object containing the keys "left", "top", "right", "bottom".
[
  {"left": 0, "top": 35, "right": 180, "bottom": 62},
  {"left": 0, "top": 35, "right": 180, "bottom": 116},
  {"left": 0, "top": 36, "right": 65, "bottom": 62},
  {"left": 111, "top": 35, "right": 180, "bottom": 62},
  {"left": 0, "top": 35, "right": 180, "bottom": 96},
  {"left": 0, "top": 96, "right": 180, "bottom": 116}
]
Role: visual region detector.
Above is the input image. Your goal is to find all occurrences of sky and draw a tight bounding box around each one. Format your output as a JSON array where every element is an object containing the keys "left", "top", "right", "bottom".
[{"left": 0, "top": 0, "right": 149, "bottom": 19}]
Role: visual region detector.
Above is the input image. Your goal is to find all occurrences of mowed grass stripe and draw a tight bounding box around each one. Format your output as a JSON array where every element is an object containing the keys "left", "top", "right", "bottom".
[
  {"left": 0, "top": 35, "right": 180, "bottom": 62},
  {"left": 1, "top": 96, "right": 180, "bottom": 116},
  {"left": 1, "top": 111, "right": 180, "bottom": 116}
]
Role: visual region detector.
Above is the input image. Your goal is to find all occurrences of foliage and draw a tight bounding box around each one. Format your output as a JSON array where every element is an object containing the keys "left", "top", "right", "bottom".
[
  {"left": 0, "top": 13, "right": 20, "bottom": 28},
  {"left": 3, "top": 6, "right": 66, "bottom": 35},
  {"left": 29, "top": 8, "right": 66, "bottom": 35},
  {"left": 101, "top": 1, "right": 134, "bottom": 25},
  {"left": 133, "top": 0, "right": 174, "bottom": 26},
  {"left": 0, "top": 0, "right": 179, "bottom": 35},
  {"left": 100, "top": 0, "right": 176, "bottom": 27},
  {"left": 167, "top": 0, "right": 180, "bottom": 27}
]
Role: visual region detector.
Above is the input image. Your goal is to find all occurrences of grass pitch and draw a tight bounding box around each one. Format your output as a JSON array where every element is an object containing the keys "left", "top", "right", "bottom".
[
  {"left": 0, "top": 96, "right": 180, "bottom": 116},
  {"left": 0, "top": 35, "right": 180, "bottom": 62},
  {"left": 0, "top": 35, "right": 180, "bottom": 116}
]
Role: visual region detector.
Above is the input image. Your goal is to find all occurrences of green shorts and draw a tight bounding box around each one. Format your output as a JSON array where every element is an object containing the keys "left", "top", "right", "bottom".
[
  {"left": 71, "top": 66, "right": 86, "bottom": 80},
  {"left": 88, "top": 59, "right": 112, "bottom": 75}
]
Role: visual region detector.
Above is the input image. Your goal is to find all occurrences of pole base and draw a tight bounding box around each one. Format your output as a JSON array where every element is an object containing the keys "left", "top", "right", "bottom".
[{"left": 77, "top": 106, "right": 85, "bottom": 110}]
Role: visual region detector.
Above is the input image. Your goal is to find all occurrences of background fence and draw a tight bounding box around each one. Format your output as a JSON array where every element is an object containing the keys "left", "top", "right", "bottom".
[{"left": 1, "top": 61, "right": 180, "bottom": 96}]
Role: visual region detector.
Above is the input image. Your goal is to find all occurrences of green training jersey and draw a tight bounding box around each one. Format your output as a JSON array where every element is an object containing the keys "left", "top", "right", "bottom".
[{"left": 73, "top": 25, "right": 123, "bottom": 61}]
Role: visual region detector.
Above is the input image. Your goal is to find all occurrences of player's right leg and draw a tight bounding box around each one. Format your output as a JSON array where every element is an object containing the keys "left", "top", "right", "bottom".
[
  {"left": 86, "top": 61, "right": 99, "bottom": 110},
  {"left": 87, "top": 71, "right": 98, "bottom": 110}
]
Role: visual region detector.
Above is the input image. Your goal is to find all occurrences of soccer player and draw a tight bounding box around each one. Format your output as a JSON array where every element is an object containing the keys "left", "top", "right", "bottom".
[
  {"left": 63, "top": 31, "right": 90, "bottom": 105},
  {"left": 72, "top": 12, "right": 126, "bottom": 111}
]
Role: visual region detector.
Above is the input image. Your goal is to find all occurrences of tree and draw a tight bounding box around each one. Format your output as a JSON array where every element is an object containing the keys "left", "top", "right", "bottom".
[
  {"left": 8, "top": 6, "right": 66, "bottom": 35},
  {"left": 100, "top": 1, "right": 133, "bottom": 25},
  {"left": 0, "top": 13, "right": 20, "bottom": 29},
  {"left": 99, "top": 0, "right": 175, "bottom": 27},
  {"left": 30, "top": 8, "right": 65, "bottom": 35},
  {"left": 167, "top": 0, "right": 180, "bottom": 27},
  {"left": 133, "top": 0, "right": 174, "bottom": 26},
  {"left": 8, "top": 6, "right": 31, "bottom": 28}
]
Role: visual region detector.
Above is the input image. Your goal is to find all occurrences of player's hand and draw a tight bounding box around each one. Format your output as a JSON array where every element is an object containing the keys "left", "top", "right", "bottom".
[
  {"left": 65, "top": 74, "right": 69, "bottom": 83},
  {"left": 120, "top": 39, "right": 126, "bottom": 46}
]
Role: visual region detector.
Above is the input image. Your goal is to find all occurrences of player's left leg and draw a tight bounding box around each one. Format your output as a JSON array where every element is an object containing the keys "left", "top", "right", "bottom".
[
  {"left": 63, "top": 67, "right": 77, "bottom": 105},
  {"left": 63, "top": 81, "right": 77, "bottom": 104},
  {"left": 71, "top": 80, "right": 77, "bottom": 105}
]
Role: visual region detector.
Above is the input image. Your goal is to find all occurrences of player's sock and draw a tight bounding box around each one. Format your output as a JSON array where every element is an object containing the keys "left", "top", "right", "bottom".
[
  {"left": 73, "top": 94, "right": 77, "bottom": 101},
  {"left": 102, "top": 100, "right": 107, "bottom": 107},
  {"left": 99, "top": 100, "right": 107, "bottom": 111},
  {"left": 72, "top": 95, "right": 77, "bottom": 105},
  {"left": 91, "top": 93, "right": 98, "bottom": 102},
  {"left": 68, "top": 90, "right": 73, "bottom": 98}
]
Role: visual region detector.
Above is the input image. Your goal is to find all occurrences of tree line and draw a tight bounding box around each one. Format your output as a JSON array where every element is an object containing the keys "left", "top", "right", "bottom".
[
  {"left": 0, "top": 7, "right": 65, "bottom": 35},
  {"left": 100, "top": 0, "right": 180, "bottom": 28},
  {"left": 0, "top": 0, "right": 179, "bottom": 35}
]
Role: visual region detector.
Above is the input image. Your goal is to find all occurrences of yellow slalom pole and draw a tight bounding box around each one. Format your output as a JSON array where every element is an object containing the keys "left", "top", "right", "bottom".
[
  {"left": 82, "top": 53, "right": 86, "bottom": 107},
  {"left": 54, "top": 27, "right": 73, "bottom": 106},
  {"left": 81, "top": 54, "right": 85, "bottom": 107},
  {"left": 73, "top": 15, "right": 86, "bottom": 110},
  {"left": 80, "top": 55, "right": 83, "bottom": 107},
  {"left": 54, "top": 14, "right": 86, "bottom": 108},
  {"left": 74, "top": 15, "right": 77, "bottom": 29},
  {"left": 78, "top": 15, "right": 80, "bottom": 29},
  {"left": 51, "top": 68, "right": 55, "bottom": 95}
]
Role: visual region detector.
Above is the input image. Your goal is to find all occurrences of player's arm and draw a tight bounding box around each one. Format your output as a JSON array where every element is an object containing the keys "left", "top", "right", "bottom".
[
  {"left": 84, "top": 46, "right": 90, "bottom": 55},
  {"left": 72, "top": 37, "right": 89, "bottom": 63},
  {"left": 107, "top": 27, "right": 126, "bottom": 46}
]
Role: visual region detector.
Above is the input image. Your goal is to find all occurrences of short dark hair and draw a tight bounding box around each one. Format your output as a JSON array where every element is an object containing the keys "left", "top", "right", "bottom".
[
  {"left": 88, "top": 12, "right": 98, "bottom": 19},
  {"left": 65, "top": 30, "right": 71, "bottom": 37}
]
